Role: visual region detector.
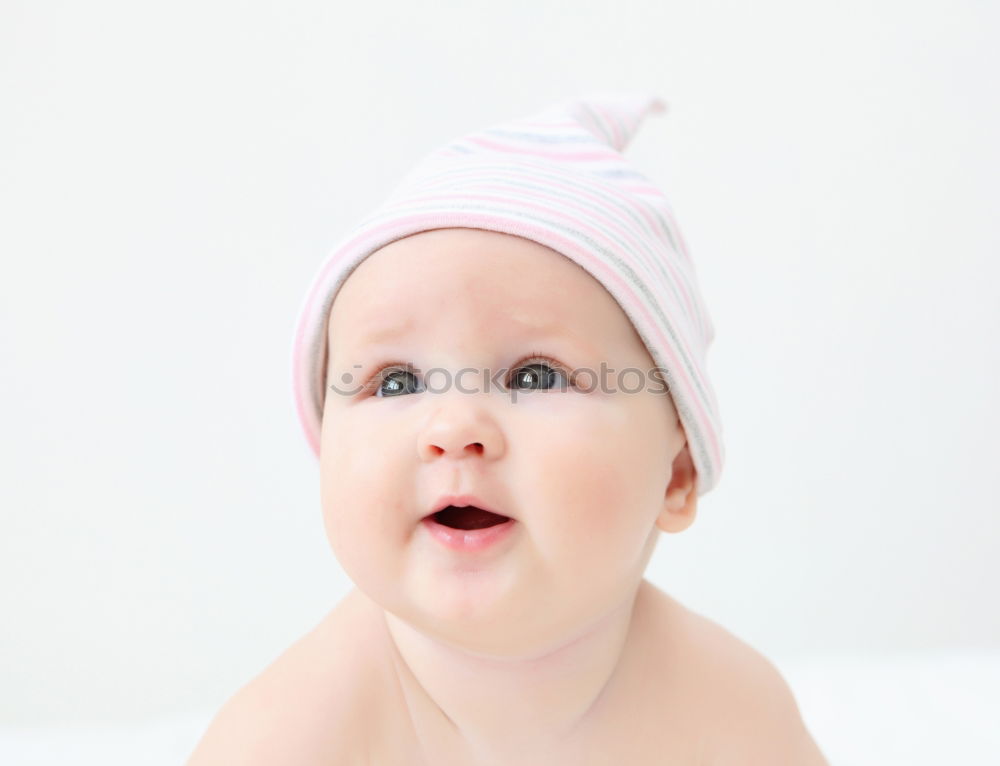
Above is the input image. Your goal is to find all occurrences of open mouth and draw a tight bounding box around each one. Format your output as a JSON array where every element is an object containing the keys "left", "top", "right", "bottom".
[{"left": 429, "top": 505, "right": 512, "bottom": 530}]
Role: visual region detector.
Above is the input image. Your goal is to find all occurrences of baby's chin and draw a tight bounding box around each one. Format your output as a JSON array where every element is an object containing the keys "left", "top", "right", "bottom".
[
  {"left": 378, "top": 567, "right": 623, "bottom": 660},
  {"left": 404, "top": 553, "right": 521, "bottom": 620}
]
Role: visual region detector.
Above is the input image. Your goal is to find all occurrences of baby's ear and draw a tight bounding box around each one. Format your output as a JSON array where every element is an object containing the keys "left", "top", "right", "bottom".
[{"left": 655, "top": 443, "right": 698, "bottom": 534}]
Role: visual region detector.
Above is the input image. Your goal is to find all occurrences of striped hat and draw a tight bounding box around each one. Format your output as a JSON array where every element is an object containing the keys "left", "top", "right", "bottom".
[{"left": 290, "top": 92, "right": 725, "bottom": 496}]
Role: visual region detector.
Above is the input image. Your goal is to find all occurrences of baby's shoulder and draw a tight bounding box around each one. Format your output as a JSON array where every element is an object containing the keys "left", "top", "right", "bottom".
[
  {"left": 185, "top": 588, "right": 389, "bottom": 766},
  {"left": 644, "top": 586, "right": 828, "bottom": 765},
  {"left": 639, "top": 582, "right": 780, "bottom": 690}
]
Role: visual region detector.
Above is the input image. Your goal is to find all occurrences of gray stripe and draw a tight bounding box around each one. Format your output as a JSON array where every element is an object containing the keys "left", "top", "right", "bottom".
[
  {"left": 417, "top": 161, "right": 695, "bottom": 312},
  {"left": 431, "top": 158, "right": 687, "bottom": 268},
  {"left": 460, "top": 174, "right": 690, "bottom": 315}
]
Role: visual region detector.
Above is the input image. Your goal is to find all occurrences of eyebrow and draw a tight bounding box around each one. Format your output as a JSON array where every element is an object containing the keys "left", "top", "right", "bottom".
[
  {"left": 353, "top": 314, "right": 589, "bottom": 350},
  {"left": 356, "top": 317, "right": 416, "bottom": 347}
]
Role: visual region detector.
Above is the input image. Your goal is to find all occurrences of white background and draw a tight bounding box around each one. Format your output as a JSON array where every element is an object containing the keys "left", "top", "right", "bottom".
[{"left": 1, "top": 0, "right": 997, "bottom": 727}]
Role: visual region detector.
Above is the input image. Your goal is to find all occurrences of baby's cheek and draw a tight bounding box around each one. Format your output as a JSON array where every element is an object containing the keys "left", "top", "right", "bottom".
[
  {"left": 320, "top": 418, "right": 412, "bottom": 544},
  {"left": 319, "top": 435, "right": 374, "bottom": 548},
  {"left": 531, "top": 417, "right": 649, "bottom": 552},
  {"left": 320, "top": 463, "right": 398, "bottom": 600}
]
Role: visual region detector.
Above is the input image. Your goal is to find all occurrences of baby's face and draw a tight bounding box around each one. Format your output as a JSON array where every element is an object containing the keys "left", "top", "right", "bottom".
[{"left": 321, "top": 228, "right": 694, "bottom": 656}]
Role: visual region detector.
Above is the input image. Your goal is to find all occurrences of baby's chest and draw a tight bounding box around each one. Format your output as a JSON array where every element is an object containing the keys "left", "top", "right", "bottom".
[
  {"left": 362, "top": 686, "right": 710, "bottom": 766},
  {"left": 365, "top": 723, "right": 707, "bottom": 766}
]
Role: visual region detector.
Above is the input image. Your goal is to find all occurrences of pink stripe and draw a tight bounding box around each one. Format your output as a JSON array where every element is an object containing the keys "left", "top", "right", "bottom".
[
  {"left": 291, "top": 308, "right": 321, "bottom": 457},
  {"left": 391, "top": 164, "right": 699, "bottom": 324},
  {"left": 393, "top": 162, "right": 698, "bottom": 318},
  {"left": 427, "top": 163, "right": 682, "bottom": 256},
  {"left": 456, "top": 182, "right": 699, "bottom": 325}
]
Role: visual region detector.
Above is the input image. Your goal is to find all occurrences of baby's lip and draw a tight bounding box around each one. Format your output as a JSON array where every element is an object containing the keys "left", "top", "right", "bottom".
[{"left": 425, "top": 493, "right": 514, "bottom": 521}]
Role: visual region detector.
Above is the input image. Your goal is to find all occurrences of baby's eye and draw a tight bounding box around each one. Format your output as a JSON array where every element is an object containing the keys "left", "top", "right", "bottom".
[
  {"left": 509, "top": 358, "right": 570, "bottom": 392},
  {"left": 368, "top": 355, "right": 570, "bottom": 398},
  {"left": 373, "top": 368, "right": 424, "bottom": 398}
]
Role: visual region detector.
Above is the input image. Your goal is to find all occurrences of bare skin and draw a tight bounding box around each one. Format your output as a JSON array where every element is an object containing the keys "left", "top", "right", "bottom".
[
  {"left": 186, "top": 580, "right": 828, "bottom": 764},
  {"left": 186, "top": 229, "right": 829, "bottom": 764},
  {"left": 367, "top": 578, "right": 712, "bottom": 765}
]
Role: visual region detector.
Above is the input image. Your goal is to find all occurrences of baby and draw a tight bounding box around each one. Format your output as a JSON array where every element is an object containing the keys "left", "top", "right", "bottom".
[{"left": 187, "top": 93, "right": 829, "bottom": 765}]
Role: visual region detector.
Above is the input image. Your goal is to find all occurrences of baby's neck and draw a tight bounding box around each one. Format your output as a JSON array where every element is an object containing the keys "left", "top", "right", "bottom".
[{"left": 379, "top": 581, "right": 653, "bottom": 763}]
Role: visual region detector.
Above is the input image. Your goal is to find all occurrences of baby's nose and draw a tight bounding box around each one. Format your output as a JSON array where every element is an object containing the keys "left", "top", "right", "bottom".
[{"left": 417, "top": 403, "right": 504, "bottom": 462}]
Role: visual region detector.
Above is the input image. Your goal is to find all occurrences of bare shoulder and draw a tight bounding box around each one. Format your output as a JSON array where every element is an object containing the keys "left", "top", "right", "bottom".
[
  {"left": 184, "top": 588, "right": 386, "bottom": 766},
  {"left": 642, "top": 584, "right": 829, "bottom": 766}
]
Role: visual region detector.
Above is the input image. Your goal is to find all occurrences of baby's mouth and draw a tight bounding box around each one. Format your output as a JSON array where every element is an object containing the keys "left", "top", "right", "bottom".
[{"left": 428, "top": 505, "right": 512, "bottom": 530}]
